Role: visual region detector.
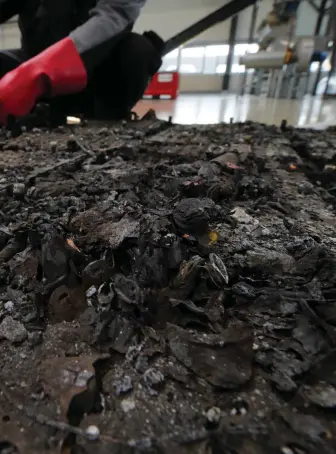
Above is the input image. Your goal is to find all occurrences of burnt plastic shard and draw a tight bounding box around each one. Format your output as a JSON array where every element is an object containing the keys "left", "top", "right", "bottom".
[
  {"left": 279, "top": 409, "right": 330, "bottom": 441},
  {"left": 8, "top": 246, "right": 40, "bottom": 281},
  {"left": 168, "top": 298, "right": 210, "bottom": 328},
  {"left": 173, "top": 255, "right": 204, "bottom": 291},
  {"left": 211, "top": 151, "right": 239, "bottom": 169},
  {"left": 41, "top": 229, "right": 70, "bottom": 283},
  {"left": 207, "top": 253, "right": 229, "bottom": 287},
  {"left": 198, "top": 162, "right": 221, "bottom": 179},
  {"left": 302, "top": 382, "right": 336, "bottom": 408},
  {"left": 97, "top": 282, "right": 115, "bottom": 311},
  {"left": 114, "top": 274, "right": 141, "bottom": 305},
  {"left": 0, "top": 441, "right": 20, "bottom": 454},
  {"left": 105, "top": 218, "right": 140, "bottom": 249},
  {"left": 232, "top": 282, "right": 257, "bottom": 299},
  {"left": 0, "top": 316, "right": 27, "bottom": 343},
  {"left": 142, "top": 109, "right": 158, "bottom": 121},
  {"left": 231, "top": 207, "right": 256, "bottom": 225},
  {"left": 266, "top": 349, "right": 311, "bottom": 392},
  {"left": 107, "top": 316, "right": 135, "bottom": 353},
  {"left": 167, "top": 239, "right": 184, "bottom": 269},
  {"left": 167, "top": 322, "right": 253, "bottom": 388},
  {"left": 12, "top": 183, "right": 26, "bottom": 199},
  {"left": 204, "top": 291, "right": 225, "bottom": 323},
  {"left": 207, "top": 181, "right": 234, "bottom": 202},
  {"left": 69, "top": 209, "right": 139, "bottom": 249},
  {"left": 180, "top": 255, "right": 204, "bottom": 279},
  {"left": 170, "top": 298, "right": 205, "bottom": 315},
  {"left": 142, "top": 368, "right": 165, "bottom": 395},
  {"left": 82, "top": 259, "right": 113, "bottom": 288},
  {"left": 237, "top": 176, "right": 273, "bottom": 199},
  {"left": 173, "top": 198, "right": 214, "bottom": 235},
  {"left": 40, "top": 355, "right": 106, "bottom": 426},
  {"left": 0, "top": 228, "right": 12, "bottom": 251},
  {"left": 115, "top": 375, "right": 133, "bottom": 396},
  {"left": 0, "top": 229, "right": 28, "bottom": 263}
]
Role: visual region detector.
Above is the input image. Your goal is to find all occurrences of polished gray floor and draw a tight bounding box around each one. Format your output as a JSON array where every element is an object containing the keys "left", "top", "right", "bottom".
[{"left": 135, "top": 94, "right": 336, "bottom": 128}]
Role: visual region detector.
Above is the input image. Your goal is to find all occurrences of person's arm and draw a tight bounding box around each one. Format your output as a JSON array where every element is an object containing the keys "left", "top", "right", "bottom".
[
  {"left": 0, "top": 0, "right": 22, "bottom": 24},
  {"left": 70, "top": 0, "right": 146, "bottom": 72},
  {"left": 0, "top": 0, "right": 147, "bottom": 124}
]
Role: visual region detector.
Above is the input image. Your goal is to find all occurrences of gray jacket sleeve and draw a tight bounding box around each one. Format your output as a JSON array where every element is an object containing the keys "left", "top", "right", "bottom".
[{"left": 70, "top": 0, "right": 146, "bottom": 58}]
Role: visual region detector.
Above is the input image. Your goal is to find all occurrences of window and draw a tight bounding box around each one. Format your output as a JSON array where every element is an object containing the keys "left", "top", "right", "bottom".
[
  {"left": 159, "top": 42, "right": 259, "bottom": 75},
  {"left": 160, "top": 49, "right": 179, "bottom": 72},
  {"left": 204, "top": 45, "right": 229, "bottom": 74},
  {"left": 216, "top": 64, "right": 227, "bottom": 74},
  {"left": 180, "top": 47, "right": 205, "bottom": 73}
]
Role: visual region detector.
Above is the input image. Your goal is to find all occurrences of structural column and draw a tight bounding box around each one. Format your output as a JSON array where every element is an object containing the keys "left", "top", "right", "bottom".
[
  {"left": 312, "top": 0, "right": 330, "bottom": 94},
  {"left": 241, "top": 2, "right": 259, "bottom": 95},
  {"left": 222, "top": 14, "right": 238, "bottom": 90}
]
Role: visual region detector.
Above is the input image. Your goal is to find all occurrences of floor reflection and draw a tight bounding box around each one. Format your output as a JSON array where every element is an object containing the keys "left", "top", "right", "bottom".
[{"left": 135, "top": 94, "right": 336, "bottom": 128}]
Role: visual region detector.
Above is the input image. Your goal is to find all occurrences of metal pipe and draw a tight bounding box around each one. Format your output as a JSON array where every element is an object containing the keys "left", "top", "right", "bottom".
[
  {"left": 164, "top": 0, "right": 257, "bottom": 55},
  {"left": 240, "top": 51, "right": 286, "bottom": 68}
]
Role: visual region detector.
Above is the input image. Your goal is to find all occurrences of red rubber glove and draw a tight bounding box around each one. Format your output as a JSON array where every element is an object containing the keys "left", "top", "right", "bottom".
[{"left": 0, "top": 38, "right": 87, "bottom": 125}]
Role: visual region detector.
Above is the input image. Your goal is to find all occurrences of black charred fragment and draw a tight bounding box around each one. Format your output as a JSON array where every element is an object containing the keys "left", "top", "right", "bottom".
[{"left": 172, "top": 198, "right": 215, "bottom": 235}]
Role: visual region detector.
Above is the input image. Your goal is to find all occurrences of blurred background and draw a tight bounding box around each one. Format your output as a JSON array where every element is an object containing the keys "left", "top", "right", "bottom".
[{"left": 3, "top": 0, "right": 335, "bottom": 127}]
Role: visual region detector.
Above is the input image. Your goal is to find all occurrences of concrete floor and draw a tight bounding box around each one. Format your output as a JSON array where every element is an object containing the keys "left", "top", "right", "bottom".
[{"left": 135, "top": 94, "right": 336, "bottom": 129}]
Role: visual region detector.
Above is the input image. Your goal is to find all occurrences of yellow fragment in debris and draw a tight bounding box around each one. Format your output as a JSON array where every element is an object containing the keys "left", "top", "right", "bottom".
[{"left": 208, "top": 231, "right": 218, "bottom": 245}]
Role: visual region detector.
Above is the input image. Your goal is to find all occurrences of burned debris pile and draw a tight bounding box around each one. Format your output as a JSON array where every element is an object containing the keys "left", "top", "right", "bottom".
[{"left": 0, "top": 117, "right": 335, "bottom": 453}]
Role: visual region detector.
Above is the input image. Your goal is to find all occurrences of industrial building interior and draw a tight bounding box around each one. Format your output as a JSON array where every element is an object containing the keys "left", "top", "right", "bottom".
[
  {"left": 132, "top": 0, "right": 334, "bottom": 127},
  {"left": 0, "top": 0, "right": 334, "bottom": 127}
]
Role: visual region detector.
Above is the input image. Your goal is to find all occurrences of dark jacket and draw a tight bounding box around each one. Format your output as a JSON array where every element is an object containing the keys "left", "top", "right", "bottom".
[{"left": 0, "top": 0, "right": 146, "bottom": 68}]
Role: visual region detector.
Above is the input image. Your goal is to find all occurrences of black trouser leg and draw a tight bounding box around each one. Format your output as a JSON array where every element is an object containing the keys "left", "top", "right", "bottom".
[
  {"left": 47, "top": 32, "right": 163, "bottom": 121},
  {"left": 0, "top": 34, "right": 163, "bottom": 122},
  {"left": 91, "top": 32, "right": 163, "bottom": 120},
  {"left": 0, "top": 49, "right": 27, "bottom": 78}
]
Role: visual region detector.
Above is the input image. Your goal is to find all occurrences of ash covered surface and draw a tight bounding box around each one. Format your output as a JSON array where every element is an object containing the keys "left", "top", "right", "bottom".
[{"left": 0, "top": 117, "right": 335, "bottom": 454}]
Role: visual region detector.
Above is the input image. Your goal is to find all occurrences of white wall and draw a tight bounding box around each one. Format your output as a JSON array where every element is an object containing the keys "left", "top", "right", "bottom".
[
  {"left": 134, "top": 0, "right": 232, "bottom": 43},
  {"left": 0, "top": 0, "right": 233, "bottom": 50},
  {"left": 0, "top": 1, "right": 330, "bottom": 49},
  {"left": 179, "top": 74, "right": 223, "bottom": 92},
  {"left": 0, "top": 21, "right": 20, "bottom": 49},
  {"left": 236, "top": 0, "right": 272, "bottom": 41},
  {"left": 296, "top": 0, "right": 329, "bottom": 36},
  {"left": 0, "top": 0, "right": 265, "bottom": 51}
]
